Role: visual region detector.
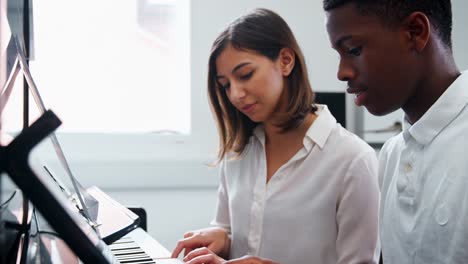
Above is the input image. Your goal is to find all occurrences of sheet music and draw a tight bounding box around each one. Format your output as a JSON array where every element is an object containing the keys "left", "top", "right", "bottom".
[{"left": 0, "top": 56, "right": 19, "bottom": 115}]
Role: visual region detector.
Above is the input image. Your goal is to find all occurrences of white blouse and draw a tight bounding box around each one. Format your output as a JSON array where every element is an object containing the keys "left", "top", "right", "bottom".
[{"left": 211, "top": 105, "right": 380, "bottom": 264}]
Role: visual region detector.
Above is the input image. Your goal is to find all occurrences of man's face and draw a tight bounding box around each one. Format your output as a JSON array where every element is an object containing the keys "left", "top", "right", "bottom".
[{"left": 326, "top": 3, "right": 419, "bottom": 116}]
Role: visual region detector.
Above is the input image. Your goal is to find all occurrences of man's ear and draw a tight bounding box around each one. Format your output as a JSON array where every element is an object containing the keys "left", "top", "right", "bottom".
[
  {"left": 278, "top": 48, "right": 295, "bottom": 76},
  {"left": 402, "top": 12, "right": 431, "bottom": 53}
]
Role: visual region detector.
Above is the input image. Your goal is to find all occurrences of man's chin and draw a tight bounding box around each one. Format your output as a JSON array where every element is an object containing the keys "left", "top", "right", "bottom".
[{"left": 365, "top": 104, "right": 399, "bottom": 116}]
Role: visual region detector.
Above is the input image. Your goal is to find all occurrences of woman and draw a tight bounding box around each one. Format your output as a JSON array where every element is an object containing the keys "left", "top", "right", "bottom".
[{"left": 172, "top": 8, "right": 379, "bottom": 264}]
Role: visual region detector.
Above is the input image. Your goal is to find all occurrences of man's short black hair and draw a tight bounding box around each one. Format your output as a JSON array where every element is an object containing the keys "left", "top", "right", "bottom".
[{"left": 323, "top": 0, "right": 453, "bottom": 49}]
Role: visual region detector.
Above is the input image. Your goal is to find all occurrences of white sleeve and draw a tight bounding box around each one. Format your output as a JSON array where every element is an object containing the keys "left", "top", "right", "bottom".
[
  {"left": 336, "top": 150, "right": 380, "bottom": 264},
  {"left": 210, "top": 160, "right": 231, "bottom": 234}
]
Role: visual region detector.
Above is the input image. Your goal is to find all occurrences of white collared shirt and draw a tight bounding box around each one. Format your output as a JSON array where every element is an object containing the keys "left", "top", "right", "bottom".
[
  {"left": 211, "top": 105, "right": 380, "bottom": 264},
  {"left": 379, "top": 71, "right": 468, "bottom": 263}
]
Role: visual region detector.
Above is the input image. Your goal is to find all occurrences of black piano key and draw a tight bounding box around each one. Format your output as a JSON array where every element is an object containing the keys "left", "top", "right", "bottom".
[
  {"left": 112, "top": 246, "right": 141, "bottom": 251},
  {"left": 112, "top": 240, "right": 134, "bottom": 245},
  {"left": 110, "top": 233, "right": 178, "bottom": 264},
  {"left": 115, "top": 254, "right": 149, "bottom": 261},
  {"left": 119, "top": 258, "right": 155, "bottom": 264},
  {"left": 113, "top": 249, "right": 145, "bottom": 255},
  {"left": 114, "top": 250, "right": 146, "bottom": 256},
  {"left": 117, "top": 256, "right": 154, "bottom": 262}
]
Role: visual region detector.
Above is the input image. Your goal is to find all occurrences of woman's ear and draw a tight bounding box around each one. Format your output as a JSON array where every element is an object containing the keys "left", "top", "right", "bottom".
[{"left": 278, "top": 48, "right": 295, "bottom": 76}]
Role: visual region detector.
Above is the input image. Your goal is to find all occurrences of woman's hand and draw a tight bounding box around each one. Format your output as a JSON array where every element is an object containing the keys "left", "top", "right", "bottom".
[
  {"left": 171, "top": 227, "right": 230, "bottom": 259},
  {"left": 183, "top": 247, "right": 226, "bottom": 264},
  {"left": 223, "top": 256, "right": 280, "bottom": 264}
]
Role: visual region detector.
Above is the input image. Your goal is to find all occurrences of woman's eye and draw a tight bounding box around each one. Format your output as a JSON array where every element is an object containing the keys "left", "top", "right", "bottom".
[
  {"left": 347, "top": 47, "right": 362, "bottom": 56},
  {"left": 220, "top": 83, "right": 230, "bottom": 90},
  {"left": 239, "top": 71, "right": 253, "bottom": 80}
]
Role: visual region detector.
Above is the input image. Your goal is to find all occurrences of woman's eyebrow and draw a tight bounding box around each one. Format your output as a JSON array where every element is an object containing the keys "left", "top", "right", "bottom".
[
  {"left": 217, "top": 62, "right": 251, "bottom": 79},
  {"left": 232, "top": 62, "right": 251, "bottom": 74}
]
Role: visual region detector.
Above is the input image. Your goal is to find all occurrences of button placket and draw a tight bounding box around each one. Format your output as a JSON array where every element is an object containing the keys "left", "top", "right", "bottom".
[
  {"left": 248, "top": 156, "right": 267, "bottom": 255},
  {"left": 248, "top": 187, "right": 265, "bottom": 255},
  {"left": 397, "top": 143, "right": 417, "bottom": 206}
]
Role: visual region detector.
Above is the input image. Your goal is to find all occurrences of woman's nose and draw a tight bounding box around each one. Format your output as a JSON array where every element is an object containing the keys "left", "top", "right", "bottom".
[{"left": 229, "top": 82, "right": 247, "bottom": 100}]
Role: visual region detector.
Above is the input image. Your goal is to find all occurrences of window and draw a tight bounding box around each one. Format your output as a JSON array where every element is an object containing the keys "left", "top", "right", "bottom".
[
  {"left": 4, "top": 0, "right": 190, "bottom": 134},
  {"left": 1, "top": 0, "right": 212, "bottom": 189}
]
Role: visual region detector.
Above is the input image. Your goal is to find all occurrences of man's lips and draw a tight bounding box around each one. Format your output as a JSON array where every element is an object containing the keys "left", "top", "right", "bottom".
[
  {"left": 346, "top": 86, "right": 368, "bottom": 95},
  {"left": 347, "top": 86, "right": 369, "bottom": 106}
]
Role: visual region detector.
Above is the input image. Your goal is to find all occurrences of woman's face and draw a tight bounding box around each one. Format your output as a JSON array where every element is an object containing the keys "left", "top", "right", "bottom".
[{"left": 215, "top": 44, "right": 291, "bottom": 125}]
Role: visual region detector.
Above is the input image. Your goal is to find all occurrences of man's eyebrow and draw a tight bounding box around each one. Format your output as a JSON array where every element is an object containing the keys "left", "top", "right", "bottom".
[
  {"left": 216, "top": 62, "right": 251, "bottom": 79},
  {"left": 335, "top": 35, "right": 353, "bottom": 48}
]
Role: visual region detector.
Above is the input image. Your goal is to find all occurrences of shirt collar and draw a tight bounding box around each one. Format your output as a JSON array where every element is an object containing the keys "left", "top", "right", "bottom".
[
  {"left": 253, "top": 124, "right": 265, "bottom": 146},
  {"left": 252, "top": 104, "right": 336, "bottom": 150},
  {"left": 304, "top": 104, "right": 336, "bottom": 150},
  {"left": 406, "top": 70, "right": 468, "bottom": 145}
]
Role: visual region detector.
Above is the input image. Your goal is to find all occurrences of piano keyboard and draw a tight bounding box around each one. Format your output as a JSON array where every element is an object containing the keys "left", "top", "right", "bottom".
[
  {"left": 110, "top": 236, "right": 156, "bottom": 263},
  {"left": 109, "top": 228, "right": 185, "bottom": 264}
]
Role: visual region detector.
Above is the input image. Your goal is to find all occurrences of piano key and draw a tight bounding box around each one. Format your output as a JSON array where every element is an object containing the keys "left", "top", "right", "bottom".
[
  {"left": 115, "top": 253, "right": 149, "bottom": 259},
  {"left": 117, "top": 258, "right": 154, "bottom": 262},
  {"left": 109, "top": 228, "right": 186, "bottom": 264}
]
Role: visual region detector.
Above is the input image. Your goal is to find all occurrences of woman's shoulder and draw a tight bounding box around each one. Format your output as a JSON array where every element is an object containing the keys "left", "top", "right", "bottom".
[
  {"left": 327, "top": 124, "right": 375, "bottom": 156},
  {"left": 223, "top": 137, "right": 257, "bottom": 164},
  {"left": 312, "top": 104, "right": 373, "bottom": 155},
  {"left": 325, "top": 125, "right": 378, "bottom": 181}
]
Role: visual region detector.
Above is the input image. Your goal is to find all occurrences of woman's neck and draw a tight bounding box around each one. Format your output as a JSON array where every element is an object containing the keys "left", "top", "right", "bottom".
[{"left": 264, "top": 112, "right": 316, "bottom": 145}]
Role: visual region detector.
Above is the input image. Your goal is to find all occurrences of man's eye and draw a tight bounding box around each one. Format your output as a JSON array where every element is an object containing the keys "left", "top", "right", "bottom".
[
  {"left": 347, "top": 47, "right": 362, "bottom": 56},
  {"left": 240, "top": 71, "right": 253, "bottom": 80}
]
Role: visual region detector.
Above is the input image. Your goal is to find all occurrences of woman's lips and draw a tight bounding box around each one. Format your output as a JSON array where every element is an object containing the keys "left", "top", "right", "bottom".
[{"left": 242, "top": 103, "right": 257, "bottom": 113}]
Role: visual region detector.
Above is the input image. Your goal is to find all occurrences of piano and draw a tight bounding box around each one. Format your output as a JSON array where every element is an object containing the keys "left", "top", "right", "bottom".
[
  {"left": 3, "top": 219, "right": 183, "bottom": 263},
  {"left": 0, "top": 8, "right": 186, "bottom": 259},
  {"left": 1, "top": 111, "right": 185, "bottom": 263}
]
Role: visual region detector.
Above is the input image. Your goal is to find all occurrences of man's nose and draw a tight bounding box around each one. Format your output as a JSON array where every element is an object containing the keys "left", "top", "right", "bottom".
[{"left": 337, "top": 58, "right": 356, "bottom": 82}]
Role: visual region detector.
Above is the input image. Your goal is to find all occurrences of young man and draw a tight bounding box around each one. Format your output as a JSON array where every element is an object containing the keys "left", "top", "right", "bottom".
[{"left": 324, "top": 0, "right": 468, "bottom": 263}]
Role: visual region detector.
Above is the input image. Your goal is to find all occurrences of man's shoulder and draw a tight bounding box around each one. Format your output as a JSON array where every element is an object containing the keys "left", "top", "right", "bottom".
[
  {"left": 377, "top": 133, "right": 405, "bottom": 188},
  {"left": 379, "top": 132, "right": 404, "bottom": 159}
]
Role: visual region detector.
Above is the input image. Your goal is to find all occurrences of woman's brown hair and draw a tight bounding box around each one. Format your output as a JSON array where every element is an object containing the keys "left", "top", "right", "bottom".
[{"left": 208, "top": 8, "right": 317, "bottom": 161}]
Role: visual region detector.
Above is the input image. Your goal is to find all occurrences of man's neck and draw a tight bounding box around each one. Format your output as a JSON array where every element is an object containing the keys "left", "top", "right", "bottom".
[{"left": 403, "top": 54, "right": 460, "bottom": 124}]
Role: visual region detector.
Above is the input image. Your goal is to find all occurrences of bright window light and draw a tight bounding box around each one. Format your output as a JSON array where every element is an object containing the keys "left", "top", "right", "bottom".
[{"left": 4, "top": 0, "right": 190, "bottom": 134}]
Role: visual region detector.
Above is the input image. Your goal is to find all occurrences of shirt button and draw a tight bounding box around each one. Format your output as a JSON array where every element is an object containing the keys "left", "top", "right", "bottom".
[
  {"left": 404, "top": 163, "right": 413, "bottom": 173},
  {"left": 435, "top": 203, "right": 449, "bottom": 226},
  {"left": 396, "top": 175, "right": 409, "bottom": 193}
]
